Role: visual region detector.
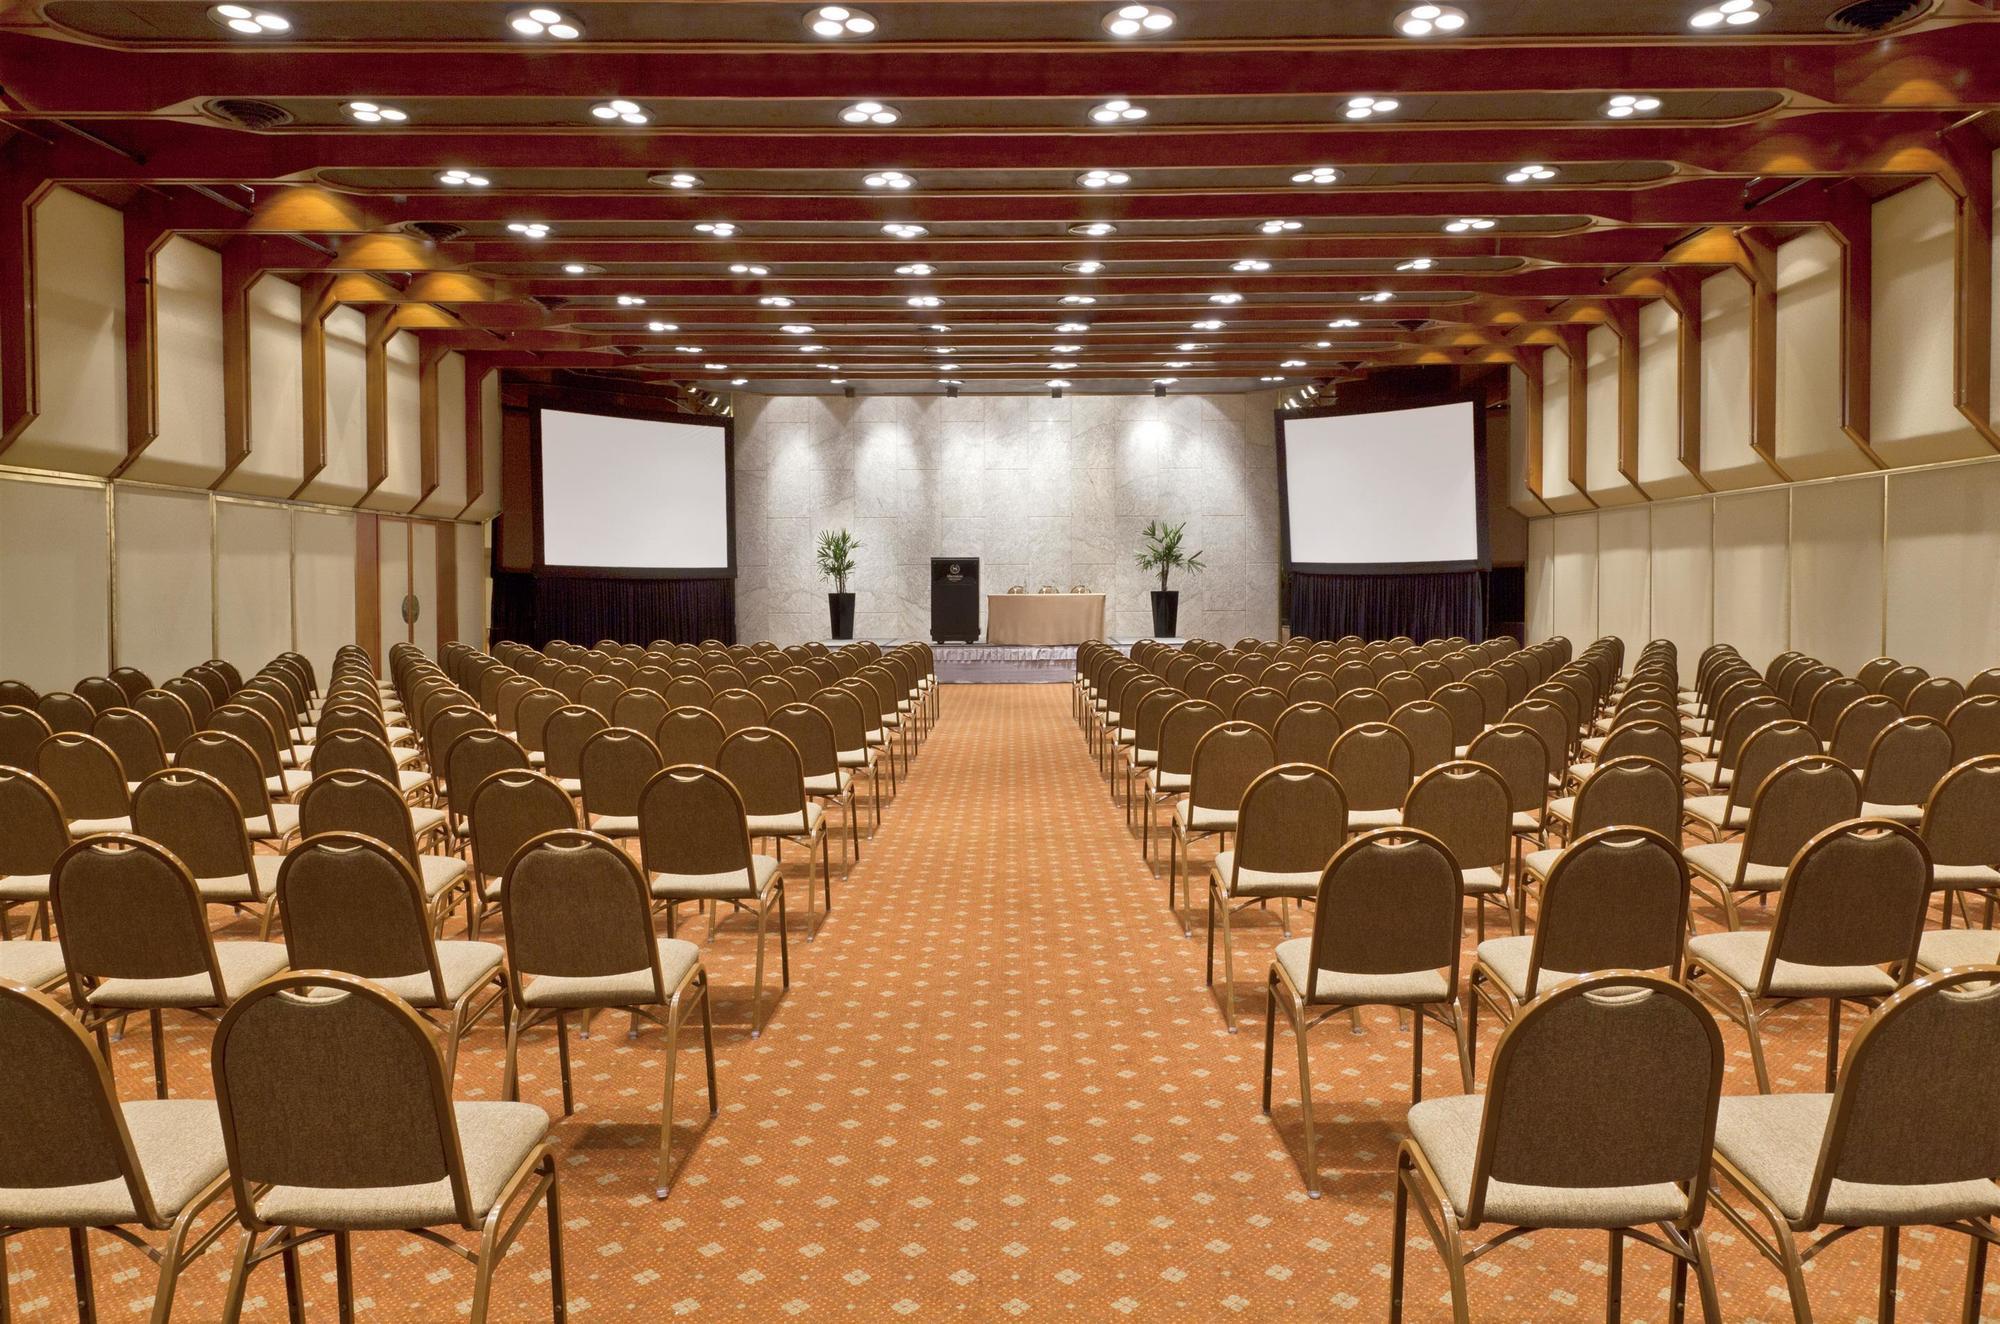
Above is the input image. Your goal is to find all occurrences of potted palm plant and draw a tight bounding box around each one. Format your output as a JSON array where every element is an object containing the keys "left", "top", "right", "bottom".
[
  {"left": 817, "top": 528, "right": 862, "bottom": 640},
  {"left": 1135, "top": 519, "right": 1205, "bottom": 638}
]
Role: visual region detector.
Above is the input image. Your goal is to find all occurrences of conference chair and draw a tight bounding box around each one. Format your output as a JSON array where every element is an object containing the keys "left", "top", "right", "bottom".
[
  {"left": 0, "top": 703, "right": 51, "bottom": 772},
  {"left": 465, "top": 768, "right": 578, "bottom": 940},
  {"left": 131, "top": 768, "right": 282, "bottom": 938},
  {"left": 578, "top": 726, "right": 664, "bottom": 840},
  {"left": 297, "top": 769, "right": 474, "bottom": 934},
  {"left": 90, "top": 708, "right": 168, "bottom": 786},
  {"left": 38, "top": 691, "right": 97, "bottom": 734},
  {"left": 174, "top": 730, "right": 299, "bottom": 847},
  {"left": 443, "top": 729, "right": 535, "bottom": 848},
  {"left": 719, "top": 727, "right": 833, "bottom": 933},
  {"left": 1389, "top": 699, "right": 1454, "bottom": 773},
  {"left": 1945, "top": 693, "right": 2000, "bottom": 760},
  {"left": 1271, "top": 700, "right": 1339, "bottom": 770},
  {"left": 1143, "top": 699, "right": 1224, "bottom": 862},
  {"left": 1168, "top": 722, "right": 1276, "bottom": 935},
  {"left": 131, "top": 688, "right": 196, "bottom": 754},
  {"left": 0, "top": 766, "right": 68, "bottom": 940},
  {"left": 1328, "top": 722, "right": 1414, "bottom": 830},
  {"left": 1857, "top": 715, "right": 1954, "bottom": 824},
  {"left": 1402, "top": 761, "right": 1516, "bottom": 940},
  {"left": 538, "top": 703, "right": 606, "bottom": 797},
  {"left": 311, "top": 725, "right": 435, "bottom": 804},
  {"left": 38, "top": 732, "right": 133, "bottom": 835},
  {"left": 1913, "top": 755, "right": 2000, "bottom": 941},
  {"left": 767, "top": 702, "right": 860, "bottom": 868},
  {"left": 1681, "top": 719, "right": 1821, "bottom": 841},
  {"left": 1828, "top": 694, "right": 1903, "bottom": 768}
]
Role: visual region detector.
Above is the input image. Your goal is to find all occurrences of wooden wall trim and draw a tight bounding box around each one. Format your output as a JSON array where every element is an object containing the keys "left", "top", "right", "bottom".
[
  {"left": 416, "top": 342, "right": 445, "bottom": 512},
  {"left": 115, "top": 194, "right": 170, "bottom": 477},
  {"left": 457, "top": 357, "right": 492, "bottom": 519},
  {"left": 1556, "top": 326, "right": 1597, "bottom": 506},
  {"left": 290, "top": 275, "right": 338, "bottom": 499},
  {"left": 1520, "top": 345, "right": 1546, "bottom": 502},
  {"left": 1740, "top": 230, "right": 1792, "bottom": 482},
  {"left": 1661, "top": 270, "right": 1715, "bottom": 492},
  {"left": 1825, "top": 189, "right": 1885, "bottom": 467},
  {"left": 435, "top": 518, "right": 457, "bottom": 649},
  {"left": 0, "top": 173, "right": 51, "bottom": 457},
  {"left": 361, "top": 305, "right": 393, "bottom": 501},
  {"left": 354, "top": 510, "right": 381, "bottom": 667},
  {"left": 1943, "top": 132, "right": 1999, "bottom": 451},
  {"left": 1605, "top": 302, "right": 1647, "bottom": 498}
]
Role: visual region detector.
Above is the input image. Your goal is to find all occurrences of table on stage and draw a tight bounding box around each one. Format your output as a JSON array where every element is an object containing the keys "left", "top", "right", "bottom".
[{"left": 985, "top": 593, "right": 1107, "bottom": 646}]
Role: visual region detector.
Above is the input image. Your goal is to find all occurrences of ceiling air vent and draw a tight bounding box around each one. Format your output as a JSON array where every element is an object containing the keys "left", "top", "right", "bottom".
[
  {"left": 1826, "top": 0, "right": 1932, "bottom": 32},
  {"left": 404, "top": 221, "right": 466, "bottom": 244},
  {"left": 205, "top": 98, "right": 294, "bottom": 130}
]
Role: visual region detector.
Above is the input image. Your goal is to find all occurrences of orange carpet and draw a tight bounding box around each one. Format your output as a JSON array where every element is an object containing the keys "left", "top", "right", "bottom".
[{"left": 9, "top": 683, "right": 1991, "bottom": 1321}]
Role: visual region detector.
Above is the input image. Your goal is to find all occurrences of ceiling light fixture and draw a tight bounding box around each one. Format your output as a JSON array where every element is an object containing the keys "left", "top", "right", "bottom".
[
  {"left": 1191, "top": 319, "right": 1224, "bottom": 331},
  {"left": 928, "top": 324, "right": 952, "bottom": 332},
  {"left": 704, "top": 363, "right": 728, "bottom": 371},
  {"left": 882, "top": 223, "right": 928, "bottom": 239},
  {"left": 651, "top": 172, "right": 703, "bottom": 190},
  {"left": 1259, "top": 219, "right": 1303, "bottom": 234},
  {"left": 1175, "top": 342, "right": 1204, "bottom": 352},
  {"left": 674, "top": 346, "right": 703, "bottom": 354},
  {"left": 817, "top": 362, "right": 841, "bottom": 370},
  {"left": 780, "top": 324, "right": 815, "bottom": 334},
  {"left": 937, "top": 363, "right": 960, "bottom": 371},
  {"left": 616, "top": 294, "right": 646, "bottom": 306},
  {"left": 1163, "top": 360, "right": 1191, "bottom": 368},
  {"left": 506, "top": 221, "right": 551, "bottom": 239},
  {"left": 896, "top": 263, "right": 936, "bottom": 276},
  {"left": 1069, "top": 223, "right": 1118, "bottom": 238},
  {"left": 907, "top": 295, "right": 943, "bottom": 308},
  {"left": 1280, "top": 359, "right": 1307, "bottom": 368},
  {"left": 1261, "top": 375, "right": 1286, "bottom": 382},
  {"left": 1050, "top": 361, "right": 1078, "bottom": 370},
  {"left": 1056, "top": 321, "right": 1091, "bottom": 334},
  {"left": 1046, "top": 378, "right": 1072, "bottom": 388},
  {"left": 1314, "top": 341, "right": 1333, "bottom": 348},
  {"left": 1394, "top": 4, "right": 1466, "bottom": 36},
  {"left": 1065, "top": 261, "right": 1105, "bottom": 275},
  {"left": 1231, "top": 258, "right": 1271, "bottom": 272},
  {"left": 508, "top": 7, "right": 581, "bottom": 38},
  {"left": 806, "top": 5, "right": 878, "bottom": 37},
  {"left": 1328, "top": 318, "right": 1361, "bottom": 328},
  {"left": 1444, "top": 217, "right": 1495, "bottom": 233},
  {"left": 694, "top": 222, "right": 737, "bottom": 237},
  {"left": 1154, "top": 377, "right": 1178, "bottom": 385},
  {"left": 1343, "top": 96, "right": 1401, "bottom": 121},
  {"left": 841, "top": 101, "right": 900, "bottom": 125},
  {"left": 590, "top": 100, "right": 649, "bottom": 125},
  {"left": 438, "top": 169, "right": 489, "bottom": 187},
  {"left": 1077, "top": 170, "right": 1132, "bottom": 189},
  {"left": 1690, "top": 0, "right": 1768, "bottom": 27},
  {"left": 758, "top": 295, "right": 795, "bottom": 307},
  {"left": 799, "top": 344, "right": 828, "bottom": 353},
  {"left": 1604, "top": 94, "right": 1663, "bottom": 118},
  {"left": 562, "top": 262, "right": 600, "bottom": 274},
  {"left": 1291, "top": 166, "right": 1341, "bottom": 185},
  {"left": 1396, "top": 257, "right": 1434, "bottom": 271},
  {"left": 1060, "top": 295, "right": 1098, "bottom": 305},
  {"left": 1505, "top": 164, "right": 1558, "bottom": 183},
  {"left": 864, "top": 170, "right": 915, "bottom": 189},
  {"left": 208, "top": 4, "right": 290, "bottom": 34},
  {"left": 1051, "top": 344, "right": 1083, "bottom": 354},
  {"left": 731, "top": 378, "right": 749, "bottom": 386},
  {"left": 343, "top": 101, "right": 407, "bottom": 123},
  {"left": 1208, "top": 293, "right": 1243, "bottom": 304},
  {"left": 729, "top": 264, "right": 771, "bottom": 276},
  {"left": 1091, "top": 99, "right": 1149, "bottom": 123},
  {"left": 1361, "top": 291, "right": 1394, "bottom": 303},
  {"left": 646, "top": 321, "right": 678, "bottom": 332},
  {"left": 1103, "top": 4, "right": 1175, "bottom": 37}
]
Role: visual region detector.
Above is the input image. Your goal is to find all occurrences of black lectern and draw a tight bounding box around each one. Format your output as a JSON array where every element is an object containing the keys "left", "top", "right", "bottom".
[{"left": 931, "top": 557, "right": 980, "bottom": 643}]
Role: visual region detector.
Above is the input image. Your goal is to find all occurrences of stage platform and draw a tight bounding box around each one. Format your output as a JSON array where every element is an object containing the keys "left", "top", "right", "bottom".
[{"left": 814, "top": 638, "right": 1170, "bottom": 684}]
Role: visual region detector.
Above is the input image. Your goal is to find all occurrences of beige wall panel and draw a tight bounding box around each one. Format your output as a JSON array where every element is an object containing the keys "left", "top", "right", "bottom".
[
  {"left": 364, "top": 331, "right": 423, "bottom": 511},
  {"left": 1789, "top": 475, "right": 1886, "bottom": 674},
  {"left": 1774, "top": 229, "right": 1865, "bottom": 480},
  {"left": 1525, "top": 515, "right": 1555, "bottom": 643},
  {"left": 112, "top": 485, "right": 213, "bottom": 680},
  {"left": 1872, "top": 180, "right": 1985, "bottom": 465},
  {"left": 1539, "top": 348, "right": 1586, "bottom": 509},
  {"left": 10, "top": 189, "right": 126, "bottom": 476},
  {"left": 1634, "top": 300, "right": 1699, "bottom": 497},
  {"left": 125, "top": 237, "right": 227, "bottom": 487},
  {"left": 291, "top": 509, "right": 357, "bottom": 689},
  {"left": 1699, "top": 270, "right": 1764, "bottom": 489},
  {"left": 1711, "top": 488, "right": 1790, "bottom": 670},
  {"left": 299, "top": 305, "right": 369, "bottom": 504},
  {"left": 459, "top": 370, "right": 504, "bottom": 521},
  {"left": 1884, "top": 461, "right": 2000, "bottom": 679},
  {"left": 415, "top": 352, "right": 468, "bottom": 517},
  {"left": 1583, "top": 325, "right": 1635, "bottom": 503},
  {"left": 0, "top": 476, "right": 110, "bottom": 690},
  {"left": 1993, "top": 150, "right": 2000, "bottom": 438},
  {"left": 1648, "top": 498, "right": 1714, "bottom": 682},
  {"left": 226, "top": 275, "right": 306, "bottom": 498},
  {"left": 1506, "top": 366, "right": 1541, "bottom": 516},
  {"left": 410, "top": 520, "right": 439, "bottom": 655},
  {"left": 214, "top": 499, "right": 292, "bottom": 670},
  {"left": 456, "top": 520, "right": 487, "bottom": 647},
  {"left": 1547, "top": 512, "right": 1598, "bottom": 644},
  {"left": 1595, "top": 505, "right": 1650, "bottom": 655}
]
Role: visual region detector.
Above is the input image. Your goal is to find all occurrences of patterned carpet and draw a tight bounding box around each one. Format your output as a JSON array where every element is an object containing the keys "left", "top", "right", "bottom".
[{"left": 9, "top": 684, "right": 1992, "bottom": 1320}]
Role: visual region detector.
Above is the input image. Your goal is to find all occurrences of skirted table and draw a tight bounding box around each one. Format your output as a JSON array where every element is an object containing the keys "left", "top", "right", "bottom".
[{"left": 986, "top": 593, "right": 1107, "bottom": 645}]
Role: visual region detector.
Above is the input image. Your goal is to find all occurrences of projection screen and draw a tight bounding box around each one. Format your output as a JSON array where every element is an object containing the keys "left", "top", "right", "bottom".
[
  {"left": 535, "top": 407, "right": 734, "bottom": 576},
  {"left": 1276, "top": 398, "right": 1487, "bottom": 574}
]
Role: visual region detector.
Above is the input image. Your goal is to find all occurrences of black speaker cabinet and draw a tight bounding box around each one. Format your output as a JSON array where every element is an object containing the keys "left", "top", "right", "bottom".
[{"left": 931, "top": 557, "right": 980, "bottom": 643}]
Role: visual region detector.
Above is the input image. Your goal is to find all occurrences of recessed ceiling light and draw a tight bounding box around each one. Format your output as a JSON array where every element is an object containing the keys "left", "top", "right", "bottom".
[
  {"left": 1191, "top": 319, "right": 1224, "bottom": 331},
  {"left": 831, "top": 378, "right": 849, "bottom": 384},
  {"left": 1175, "top": 342, "right": 1204, "bottom": 352},
  {"left": 1055, "top": 321, "right": 1091, "bottom": 334},
  {"left": 1069, "top": 223, "right": 1118, "bottom": 237},
  {"left": 506, "top": 221, "right": 551, "bottom": 240},
  {"left": 1280, "top": 359, "right": 1307, "bottom": 368},
  {"left": 1208, "top": 293, "right": 1243, "bottom": 304},
  {"left": 1291, "top": 166, "right": 1341, "bottom": 186},
  {"left": 704, "top": 363, "right": 728, "bottom": 371},
  {"left": 1328, "top": 318, "right": 1361, "bottom": 328},
  {"left": 1361, "top": 291, "right": 1394, "bottom": 303},
  {"left": 562, "top": 262, "right": 601, "bottom": 274},
  {"left": 1046, "top": 378, "right": 1072, "bottom": 389},
  {"left": 1314, "top": 341, "right": 1333, "bottom": 348},
  {"left": 1342, "top": 96, "right": 1401, "bottom": 121},
  {"left": 781, "top": 324, "right": 816, "bottom": 334},
  {"left": 590, "top": 100, "right": 648, "bottom": 125},
  {"left": 1505, "top": 164, "right": 1558, "bottom": 183},
  {"left": 650, "top": 172, "right": 703, "bottom": 190},
  {"left": 799, "top": 344, "right": 828, "bottom": 352},
  {"left": 509, "top": 7, "right": 581, "bottom": 38},
  {"left": 807, "top": 4, "right": 877, "bottom": 38},
  {"left": 1103, "top": 3, "right": 1174, "bottom": 37},
  {"left": 1261, "top": 375, "right": 1285, "bottom": 382},
  {"left": 896, "top": 263, "right": 936, "bottom": 276},
  {"left": 758, "top": 295, "right": 795, "bottom": 307},
  {"left": 1051, "top": 344, "right": 1084, "bottom": 354},
  {"left": 1164, "top": 360, "right": 1192, "bottom": 368},
  {"left": 1091, "top": 99, "right": 1149, "bottom": 123},
  {"left": 1444, "top": 217, "right": 1496, "bottom": 233},
  {"left": 817, "top": 362, "right": 842, "bottom": 370},
  {"left": 1231, "top": 259, "right": 1271, "bottom": 272},
  {"left": 1259, "top": 219, "right": 1303, "bottom": 234},
  {"left": 694, "top": 222, "right": 737, "bottom": 237},
  {"left": 1153, "top": 377, "right": 1179, "bottom": 385},
  {"left": 675, "top": 346, "right": 703, "bottom": 355},
  {"left": 209, "top": 4, "right": 290, "bottom": 34},
  {"left": 1394, "top": 4, "right": 1466, "bottom": 36},
  {"left": 841, "top": 101, "right": 901, "bottom": 125},
  {"left": 1078, "top": 170, "right": 1131, "bottom": 189},
  {"left": 1691, "top": 0, "right": 1768, "bottom": 27},
  {"left": 438, "top": 169, "right": 490, "bottom": 187},
  {"left": 647, "top": 321, "right": 678, "bottom": 332},
  {"left": 864, "top": 170, "right": 916, "bottom": 190},
  {"left": 1604, "top": 94, "right": 1663, "bottom": 118},
  {"left": 937, "top": 363, "right": 960, "bottom": 371},
  {"left": 907, "top": 295, "right": 943, "bottom": 308},
  {"left": 939, "top": 378, "right": 963, "bottom": 386},
  {"left": 1065, "top": 261, "right": 1105, "bottom": 274},
  {"left": 928, "top": 323, "right": 952, "bottom": 332},
  {"left": 1396, "top": 257, "right": 1435, "bottom": 271},
  {"left": 731, "top": 377, "right": 749, "bottom": 385},
  {"left": 617, "top": 295, "right": 647, "bottom": 307},
  {"left": 1050, "top": 361, "right": 1078, "bottom": 370},
  {"left": 882, "top": 223, "right": 928, "bottom": 239},
  {"left": 1060, "top": 295, "right": 1098, "bottom": 305},
  {"left": 343, "top": 101, "right": 407, "bottom": 123}
]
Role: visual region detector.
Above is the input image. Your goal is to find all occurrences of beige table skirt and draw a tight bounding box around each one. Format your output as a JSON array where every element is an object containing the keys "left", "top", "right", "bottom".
[{"left": 987, "top": 594, "right": 1107, "bottom": 646}]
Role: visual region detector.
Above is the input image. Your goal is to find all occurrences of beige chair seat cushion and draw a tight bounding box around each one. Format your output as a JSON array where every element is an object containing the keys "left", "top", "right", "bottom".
[
  {"left": 1567, "top": 760, "right": 1596, "bottom": 783},
  {"left": 1209, "top": 851, "right": 1318, "bottom": 899},
  {"left": 650, "top": 853, "right": 781, "bottom": 901},
  {"left": 196, "top": 854, "right": 285, "bottom": 904},
  {"left": 1473, "top": 936, "right": 1578, "bottom": 1003},
  {"left": 556, "top": 777, "right": 582, "bottom": 796},
  {"left": 1714, "top": 1093, "right": 2000, "bottom": 1227},
  {"left": 253, "top": 1101, "right": 549, "bottom": 1232},
  {"left": 587, "top": 813, "right": 640, "bottom": 837},
  {"left": 1273, "top": 938, "right": 1451, "bottom": 1006},
  {"left": 419, "top": 854, "right": 470, "bottom": 901},
  {"left": 0, "top": 872, "right": 51, "bottom": 902},
  {"left": 1931, "top": 862, "right": 2000, "bottom": 890},
  {"left": 69, "top": 815, "right": 134, "bottom": 837},
  {"left": 245, "top": 803, "right": 300, "bottom": 842},
  {"left": 1519, "top": 847, "right": 1561, "bottom": 885},
  {"left": 1148, "top": 770, "right": 1190, "bottom": 793},
  {"left": 265, "top": 769, "right": 312, "bottom": 798},
  {"left": 805, "top": 770, "right": 852, "bottom": 796},
  {"left": 1859, "top": 801, "right": 1924, "bottom": 826},
  {"left": 1173, "top": 798, "right": 1238, "bottom": 833},
  {"left": 0, "top": 1099, "right": 227, "bottom": 1226},
  {"left": 1682, "top": 759, "right": 1729, "bottom": 791},
  {"left": 1115, "top": 727, "right": 1135, "bottom": 743},
  {"left": 1918, "top": 927, "right": 2000, "bottom": 971},
  {"left": 87, "top": 940, "right": 289, "bottom": 1009},
  {"left": 748, "top": 803, "right": 825, "bottom": 837},
  {"left": 410, "top": 806, "right": 448, "bottom": 839},
  {"left": 0, "top": 939, "right": 66, "bottom": 990},
  {"left": 1131, "top": 748, "right": 1157, "bottom": 769},
  {"left": 1347, "top": 807, "right": 1403, "bottom": 830},
  {"left": 371, "top": 941, "right": 505, "bottom": 1008},
  {"left": 1461, "top": 865, "right": 1506, "bottom": 896},
  {"left": 396, "top": 769, "right": 433, "bottom": 797},
  {"left": 1511, "top": 810, "right": 1543, "bottom": 834},
  {"left": 526, "top": 750, "right": 547, "bottom": 768},
  {"left": 836, "top": 747, "right": 873, "bottom": 768},
  {"left": 1408, "top": 1092, "right": 1690, "bottom": 1229},
  {"left": 1544, "top": 796, "right": 1576, "bottom": 828},
  {"left": 1683, "top": 794, "right": 1749, "bottom": 834},
  {"left": 1688, "top": 930, "right": 1898, "bottom": 999},
  {"left": 1580, "top": 736, "right": 1609, "bottom": 757},
  {"left": 1684, "top": 842, "right": 1786, "bottom": 892},
  {"left": 520, "top": 937, "right": 700, "bottom": 1009}
]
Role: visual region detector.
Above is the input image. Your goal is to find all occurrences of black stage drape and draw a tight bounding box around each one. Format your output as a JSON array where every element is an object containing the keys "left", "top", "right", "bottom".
[
  {"left": 1287, "top": 570, "right": 1487, "bottom": 644},
  {"left": 490, "top": 572, "right": 735, "bottom": 648}
]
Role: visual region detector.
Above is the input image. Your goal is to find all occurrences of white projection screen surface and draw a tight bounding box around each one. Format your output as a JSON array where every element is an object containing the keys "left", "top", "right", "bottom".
[
  {"left": 537, "top": 408, "right": 733, "bottom": 573},
  {"left": 1278, "top": 400, "right": 1486, "bottom": 573}
]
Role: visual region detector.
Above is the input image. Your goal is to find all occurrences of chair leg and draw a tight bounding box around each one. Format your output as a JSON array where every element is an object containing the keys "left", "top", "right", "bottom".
[
  {"left": 281, "top": 1239, "right": 307, "bottom": 1324},
  {"left": 1739, "top": 991, "right": 1774, "bottom": 1094},
  {"left": 751, "top": 895, "right": 770, "bottom": 1038},
  {"left": 1410, "top": 1003, "right": 1425, "bottom": 1104},
  {"left": 777, "top": 881, "right": 792, "bottom": 989},
  {"left": 1606, "top": 1229, "right": 1623, "bottom": 1324},
  {"left": 1880, "top": 1225, "right": 1899, "bottom": 1324},
  {"left": 1260, "top": 969, "right": 1279, "bottom": 1114},
  {"left": 68, "top": 1227, "right": 96, "bottom": 1324},
  {"left": 655, "top": 990, "right": 684, "bottom": 1198},
  {"left": 335, "top": 1231, "right": 356, "bottom": 1324},
  {"left": 555, "top": 1012, "right": 575, "bottom": 1116},
  {"left": 150, "top": 1008, "right": 168, "bottom": 1099},
  {"left": 503, "top": 1006, "right": 523, "bottom": 1101},
  {"left": 1388, "top": 1152, "right": 1411, "bottom": 1324},
  {"left": 1691, "top": 1227, "right": 1725, "bottom": 1324},
  {"left": 1959, "top": 1225, "right": 1988, "bottom": 1324},
  {"left": 544, "top": 1155, "right": 568, "bottom": 1322},
  {"left": 699, "top": 971, "right": 718, "bottom": 1114},
  {"left": 1217, "top": 893, "right": 1238, "bottom": 1034},
  {"left": 1826, "top": 998, "right": 1843, "bottom": 1093},
  {"left": 220, "top": 1229, "right": 257, "bottom": 1324},
  {"left": 1291, "top": 998, "right": 1320, "bottom": 1198}
]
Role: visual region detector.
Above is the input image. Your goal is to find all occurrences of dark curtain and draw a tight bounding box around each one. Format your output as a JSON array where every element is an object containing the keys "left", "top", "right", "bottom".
[
  {"left": 1287, "top": 570, "right": 1488, "bottom": 644},
  {"left": 490, "top": 571, "right": 735, "bottom": 648}
]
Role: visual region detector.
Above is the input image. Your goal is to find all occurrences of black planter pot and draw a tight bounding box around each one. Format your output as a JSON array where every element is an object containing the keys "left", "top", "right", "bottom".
[
  {"left": 1150, "top": 589, "right": 1180, "bottom": 639},
  {"left": 828, "top": 591, "right": 857, "bottom": 640}
]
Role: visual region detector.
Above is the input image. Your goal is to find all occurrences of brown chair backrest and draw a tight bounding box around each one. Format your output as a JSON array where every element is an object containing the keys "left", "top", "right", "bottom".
[
  {"left": 1945, "top": 694, "right": 2000, "bottom": 761},
  {"left": 1526, "top": 828, "right": 1689, "bottom": 997},
  {"left": 1758, "top": 819, "right": 1929, "bottom": 989},
  {"left": 716, "top": 727, "right": 809, "bottom": 821},
  {"left": 540, "top": 704, "right": 607, "bottom": 780},
  {"left": 501, "top": 830, "right": 665, "bottom": 1004},
  {"left": 131, "top": 689, "right": 196, "bottom": 752},
  {"left": 277, "top": 833, "right": 442, "bottom": 998},
  {"left": 0, "top": 704, "right": 52, "bottom": 771},
  {"left": 0, "top": 767, "right": 72, "bottom": 880},
  {"left": 308, "top": 728, "right": 403, "bottom": 784},
  {"left": 132, "top": 767, "right": 263, "bottom": 885},
  {"left": 1723, "top": 720, "right": 1824, "bottom": 816},
  {"left": 659, "top": 705, "right": 730, "bottom": 768},
  {"left": 1859, "top": 716, "right": 1953, "bottom": 808},
  {"left": 297, "top": 770, "right": 423, "bottom": 867},
  {"left": 611, "top": 687, "right": 671, "bottom": 736},
  {"left": 1569, "top": 756, "right": 1682, "bottom": 839},
  {"left": 1332, "top": 688, "right": 1390, "bottom": 728},
  {"left": 1299, "top": 829, "right": 1463, "bottom": 1001},
  {"left": 1594, "top": 718, "right": 1682, "bottom": 771},
  {"left": 89, "top": 709, "right": 166, "bottom": 782},
  {"left": 766, "top": 703, "right": 841, "bottom": 781},
  {"left": 51, "top": 835, "right": 225, "bottom": 1005},
  {"left": 1389, "top": 700, "right": 1454, "bottom": 772},
  {"left": 1227, "top": 765, "right": 1347, "bottom": 883},
  {"left": 1402, "top": 760, "right": 1511, "bottom": 872},
  {"left": 1828, "top": 694, "right": 1903, "bottom": 769},
  {"left": 37, "top": 732, "right": 131, "bottom": 821},
  {"left": 1919, "top": 755, "right": 2000, "bottom": 870},
  {"left": 1185, "top": 722, "right": 1276, "bottom": 816},
  {"left": 638, "top": 765, "right": 757, "bottom": 881},
  {"left": 1154, "top": 700, "right": 1225, "bottom": 778},
  {"left": 579, "top": 727, "right": 664, "bottom": 819},
  {"left": 37, "top": 692, "right": 96, "bottom": 734},
  {"left": 1327, "top": 722, "right": 1413, "bottom": 813},
  {"left": 444, "top": 729, "right": 533, "bottom": 822},
  {"left": 1272, "top": 701, "right": 1340, "bottom": 769},
  {"left": 467, "top": 769, "right": 577, "bottom": 883}
]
